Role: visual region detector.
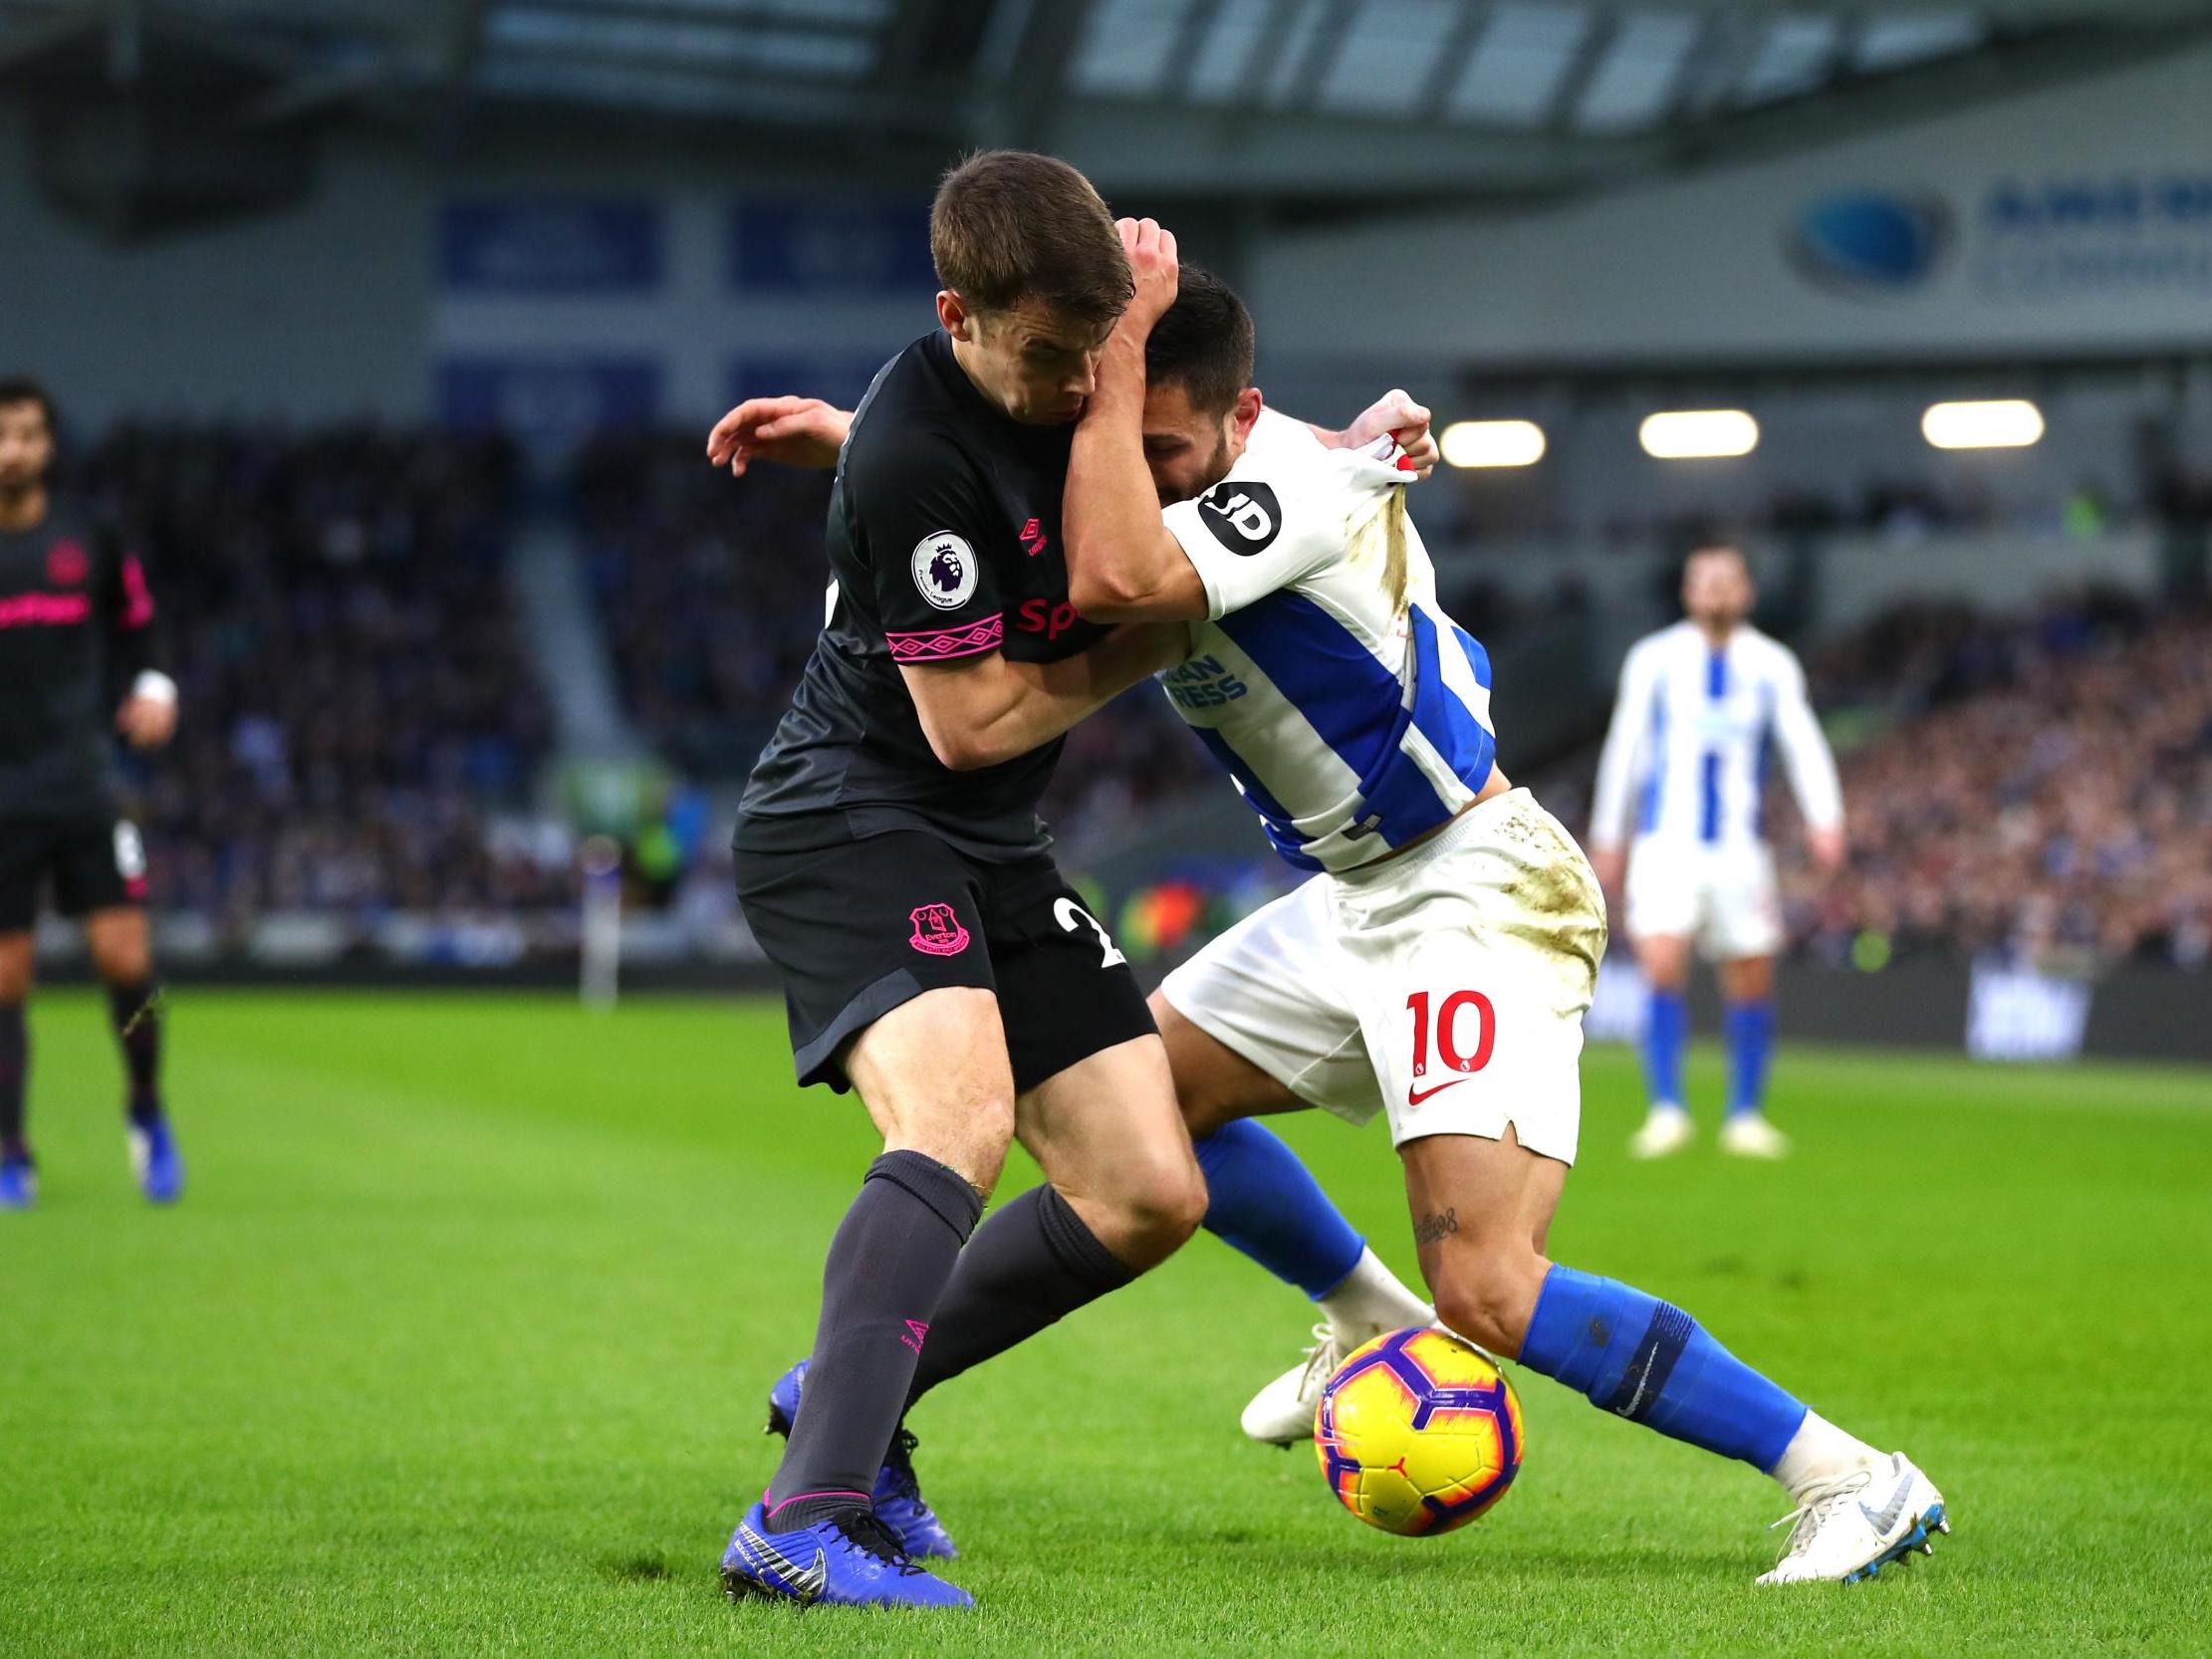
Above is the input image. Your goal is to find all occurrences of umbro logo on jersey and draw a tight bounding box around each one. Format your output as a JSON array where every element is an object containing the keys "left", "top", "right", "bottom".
[
  {"left": 910, "top": 532, "right": 979, "bottom": 610},
  {"left": 1019, "top": 517, "right": 1048, "bottom": 558},
  {"left": 1195, "top": 480, "right": 1282, "bottom": 556},
  {"left": 735, "top": 1523, "right": 828, "bottom": 1604}
]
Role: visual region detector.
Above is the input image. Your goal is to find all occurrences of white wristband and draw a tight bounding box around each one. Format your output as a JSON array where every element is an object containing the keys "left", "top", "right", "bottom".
[{"left": 130, "top": 670, "right": 178, "bottom": 706}]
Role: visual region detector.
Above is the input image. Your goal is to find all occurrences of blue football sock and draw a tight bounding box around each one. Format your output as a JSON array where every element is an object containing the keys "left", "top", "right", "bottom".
[
  {"left": 1723, "top": 999, "right": 1776, "bottom": 1120},
  {"left": 1193, "top": 1119, "right": 1366, "bottom": 1301},
  {"left": 1642, "top": 987, "right": 1688, "bottom": 1108},
  {"left": 1517, "top": 1265, "right": 1807, "bottom": 1472}
]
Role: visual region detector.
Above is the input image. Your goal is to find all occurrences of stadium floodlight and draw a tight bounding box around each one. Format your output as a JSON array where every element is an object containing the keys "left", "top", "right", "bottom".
[
  {"left": 1922, "top": 398, "right": 2045, "bottom": 450},
  {"left": 1638, "top": 409, "right": 1760, "bottom": 459},
  {"left": 1441, "top": 419, "right": 1548, "bottom": 468}
]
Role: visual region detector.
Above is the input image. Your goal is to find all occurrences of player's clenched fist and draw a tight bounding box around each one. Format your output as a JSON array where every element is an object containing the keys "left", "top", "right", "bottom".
[
  {"left": 1114, "top": 217, "right": 1179, "bottom": 331},
  {"left": 1343, "top": 389, "right": 1439, "bottom": 480},
  {"left": 705, "top": 395, "right": 852, "bottom": 477}
]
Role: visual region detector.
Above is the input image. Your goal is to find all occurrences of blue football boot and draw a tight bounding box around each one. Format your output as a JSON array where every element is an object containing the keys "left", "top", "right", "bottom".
[
  {"left": 720, "top": 1501, "right": 972, "bottom": 1609},
  {"left": 128, "top": 1118, "right": 184, "bottom": 1205},
  {"left": 765, "top": 1358, "right": 959, "bottom": 1559},
  {"left": 0, "top": 1150, "right": 34, "bottom": 1211}
]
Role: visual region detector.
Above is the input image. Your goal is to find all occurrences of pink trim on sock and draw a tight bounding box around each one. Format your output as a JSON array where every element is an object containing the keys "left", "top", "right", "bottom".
[{"left": 766, "top": 1488, "right": 871, "bottom": 1519}]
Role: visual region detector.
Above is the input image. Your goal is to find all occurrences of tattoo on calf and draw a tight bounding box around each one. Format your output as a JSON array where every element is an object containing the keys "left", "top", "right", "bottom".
[{"left": 1413, "top": 1206, "right": 1458, "bottom": 1247}]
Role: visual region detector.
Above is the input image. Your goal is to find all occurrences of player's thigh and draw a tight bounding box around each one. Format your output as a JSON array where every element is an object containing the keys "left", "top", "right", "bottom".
[
  {"left": 83, "top": 905, "right": 152, "bottom": 985},
  {"left": 844, "top": 985, "right": 1017, "bottom": 1196},
  {"left": 1155, "top": 873, "right": 1377, "bottom": 1137},
  {"left": 1148, "top": 990, "right": 1305, "bottom": 1138},
  {"left": 1397, "top": 1126, "right": 1566, "bottom": 1359},
  {"left": 0, "top": 931, "right": 32, "bottom": 1003},
  {"left": 1338, "top": 794, "right": 1601, "bottom": 1171},
  {"left": 1623, "top": 839, "right": 1696, "bottom": 984},
  {"left": 734, "top": 830, "right": 998, "bottom": 1092},
  {"left": 0, "top": 816, "right": 51, "bottom": 944},
  {"left": 52, "top": 815, "right": 147, "bottom": 923},
  {"left": 1015, "top": 1032, "right": 1205, "bottom": 1260},
  {"left": 1706, "top": 843, "right": 1785, "bottom": 965}
]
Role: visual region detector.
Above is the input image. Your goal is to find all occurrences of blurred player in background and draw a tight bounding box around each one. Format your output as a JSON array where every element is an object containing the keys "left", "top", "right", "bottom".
[
  {"left": 1589, "top": 545, "right": 1843, "bottom": 1160},
  {"left": 0, "top": 378, "right": 182, "bottom": 1211}
]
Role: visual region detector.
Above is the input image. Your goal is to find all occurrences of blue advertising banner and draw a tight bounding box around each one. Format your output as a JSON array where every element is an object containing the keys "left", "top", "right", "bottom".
[
  {"left": 436, "top": 357, "right": 661, "bottom": 439},
  {"left": 730, "top": 199, "right": 935, "bottom": 295},
  {"left": 439, "top": 198, "right": 665, "bottom": 294}
]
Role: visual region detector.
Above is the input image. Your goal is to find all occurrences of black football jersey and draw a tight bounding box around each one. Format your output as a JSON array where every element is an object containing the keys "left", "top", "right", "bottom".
[
  {"left": 0, "top": 501, "right": 158, "bottom": 818},
  {"left": 737, "top": 331, "right": 1113, "bottom": 859}
]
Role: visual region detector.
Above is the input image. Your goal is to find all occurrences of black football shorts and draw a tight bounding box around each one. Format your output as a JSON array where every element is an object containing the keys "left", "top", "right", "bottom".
[
  {"left": 734, "top": 829, "right": 1154, "bottom": 1094},
  {"left": 0, "top": 805, "right": 147, "bottom": 932}
]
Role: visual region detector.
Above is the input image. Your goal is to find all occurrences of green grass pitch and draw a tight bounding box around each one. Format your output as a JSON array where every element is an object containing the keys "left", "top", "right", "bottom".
[{"left": 4, "top": 990, "right": 2209, "bottom": 1657}]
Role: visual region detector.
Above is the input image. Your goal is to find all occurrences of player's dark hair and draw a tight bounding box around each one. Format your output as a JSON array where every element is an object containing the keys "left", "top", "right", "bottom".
[
  {"left": 931, "top": 149, "right": 1131, "bottom": 326},
  {"left": 0, "top": 376, "right": 56, "bottom": 431},
  {"left": 1144, "top": 266, "right": 1255, "bottom": 417}
]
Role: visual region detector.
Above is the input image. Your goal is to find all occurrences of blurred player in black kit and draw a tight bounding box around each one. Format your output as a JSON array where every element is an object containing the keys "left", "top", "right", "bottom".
[{"left": 0, "top": 378, "right": 183, "bottom": 1211}]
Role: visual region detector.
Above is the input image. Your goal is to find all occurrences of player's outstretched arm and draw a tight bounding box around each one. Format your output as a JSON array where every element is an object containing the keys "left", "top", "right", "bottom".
[
  {"left": 705, "top": 396, "right": 853, "bottom": 476},
  {"left": 1064, "top": 219, "right": 1210, "bottom": 621},
  {"left": 898, "top": 623, "right": 1190, "bottom": 772}
]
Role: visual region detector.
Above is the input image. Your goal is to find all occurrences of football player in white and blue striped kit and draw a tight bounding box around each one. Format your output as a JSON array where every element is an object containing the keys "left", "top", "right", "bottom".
[
  {"left": 1062, "top": 222, "right": 1942, "bottom": 1584},
  {"left": 1588, "top": 548, "right": 1844, "bottom": 1160}
]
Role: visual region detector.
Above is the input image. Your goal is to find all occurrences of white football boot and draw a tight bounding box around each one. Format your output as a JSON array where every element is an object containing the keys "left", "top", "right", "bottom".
[
  {"left": 1627, "top": 1104, "right": 1695, "bottom": 1159},
  {"left": 1240, "top": 1323, "right": 1347, "bottom": 1446},
  {"left": 1757, "top": 1453, "right": 1949, "bottom": 1584},
  {"left": 1719, "top": 1113, "right": 1791, "bottom": 1159}
]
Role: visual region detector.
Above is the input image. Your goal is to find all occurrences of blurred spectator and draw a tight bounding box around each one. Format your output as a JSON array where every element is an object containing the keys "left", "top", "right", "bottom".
[
  {"left": 572, "top": 431, "right": 1212, "bottom": 855},
  {"left": 73, "top": 425, "right": 566, "bottom": 944}
]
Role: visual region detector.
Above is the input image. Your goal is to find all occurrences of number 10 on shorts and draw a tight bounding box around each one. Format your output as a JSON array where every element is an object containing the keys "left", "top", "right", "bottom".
[{"left": 1406, "top": 990, "right": 1496, "bottom": 1081}]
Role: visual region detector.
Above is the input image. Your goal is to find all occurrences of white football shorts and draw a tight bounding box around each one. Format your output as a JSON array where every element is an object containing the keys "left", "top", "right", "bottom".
[
  {"left": 1161, "top": 789, "right": 1606, "bottom": 1165},
  {"left": 1623, "top": 834, "right": 1784, "bottom": 961}
]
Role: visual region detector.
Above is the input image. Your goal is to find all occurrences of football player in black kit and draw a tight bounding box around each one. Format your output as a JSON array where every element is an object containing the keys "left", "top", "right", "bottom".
[
  {"left": 708, "top": 154, "right": 1431, "bottom": 1610},
  {"left": 0, "top": 379, "right": 182, "bottom": 1211}
]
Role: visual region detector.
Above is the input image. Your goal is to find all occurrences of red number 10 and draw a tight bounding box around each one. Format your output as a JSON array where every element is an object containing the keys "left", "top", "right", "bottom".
[{"left": 1406, "top": 990, "right": 1496, "bottom": 1079}]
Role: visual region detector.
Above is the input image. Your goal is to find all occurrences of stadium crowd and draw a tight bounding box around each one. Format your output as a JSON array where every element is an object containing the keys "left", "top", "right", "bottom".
[
  {"left": 1769, "top": 592, "right": 2212, "bottom": 969},
  {"left": 74, "top": 425, "right": 565, "bottom": 945},
  {"left": 40, "top": 424, "right": 2207, "bottom": 975},
  {"left": 572, "top": 431, "right": 1212, "bottom": 854}
]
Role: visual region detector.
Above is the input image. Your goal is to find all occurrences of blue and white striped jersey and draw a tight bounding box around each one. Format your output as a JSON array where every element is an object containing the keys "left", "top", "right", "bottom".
[
  {"left": 1588, "top": 619, "right": 1842, "bottom": 853},
  {"left": 1155, "top": 410, "right": 1497, "bottom": 874}
]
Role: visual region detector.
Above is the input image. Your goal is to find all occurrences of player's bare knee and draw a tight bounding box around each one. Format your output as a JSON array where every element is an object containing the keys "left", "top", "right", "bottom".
[{"left": 1428, "top": 1249, "right": 1546, "bottom": 1360}]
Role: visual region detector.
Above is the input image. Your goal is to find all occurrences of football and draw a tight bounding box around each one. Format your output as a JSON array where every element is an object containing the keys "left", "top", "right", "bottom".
[{"left": 1314, "top": 1327, "right": 1524, "bottom": 1537}]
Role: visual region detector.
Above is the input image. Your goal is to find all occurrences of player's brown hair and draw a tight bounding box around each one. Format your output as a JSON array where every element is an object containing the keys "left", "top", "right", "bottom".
[
  {"left": 1143, "top": 266, "right": 1255, "bottom": 417},
  {"left": 930, "top": 150, "right": 1131, "bottom": 326}
]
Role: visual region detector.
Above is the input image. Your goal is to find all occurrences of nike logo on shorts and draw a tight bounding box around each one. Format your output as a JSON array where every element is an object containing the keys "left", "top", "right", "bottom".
[{"left": 1405, "top": 1078, "right": 1468, "bottom": 1107}]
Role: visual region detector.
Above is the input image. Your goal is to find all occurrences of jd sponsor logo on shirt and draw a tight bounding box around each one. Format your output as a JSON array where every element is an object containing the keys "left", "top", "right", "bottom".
[
  {"left": 911, "top": 531, "right": 979, "bottom": 609},
  {"left": 1196, "top": 480, "right": 1281, "bottom": 556}
]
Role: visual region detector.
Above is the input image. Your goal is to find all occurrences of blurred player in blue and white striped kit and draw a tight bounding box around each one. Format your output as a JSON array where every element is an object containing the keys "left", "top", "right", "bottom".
[{"left": 1588, "top": 546, "right": 1843, "bottom": 1159}]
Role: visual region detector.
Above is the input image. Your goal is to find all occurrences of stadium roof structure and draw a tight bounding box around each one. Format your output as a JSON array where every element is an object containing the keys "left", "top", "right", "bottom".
[{"left": 2, "top": 0, "right": 2210, "bottom": 210}]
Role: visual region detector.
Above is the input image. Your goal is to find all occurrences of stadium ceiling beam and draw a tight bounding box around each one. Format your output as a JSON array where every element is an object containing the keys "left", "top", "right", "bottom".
[
  {"left": 1416, "top": 0, "right": 1492, "bottom": 123},
  {"left": 1542, "top": 6, "right": 1620, "bottom": 133},
  {"left": 1056, "top": 97, "right": 1648, "bottom": 200},
  {"left": 972, "top": 0, "right": 1094, "bottom": 153},
  {"left": 1158, "top": 0, "right": 1223, "bottom": 104},
  {"left": 1650, "top": 14, "right": 2212, "bottom": 177}
]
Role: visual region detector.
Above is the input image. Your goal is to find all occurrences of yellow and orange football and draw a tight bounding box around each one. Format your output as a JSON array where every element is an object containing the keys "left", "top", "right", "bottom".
[{"left": 1314, "top": 1326, "right": 1524, "bottom": 1537}]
